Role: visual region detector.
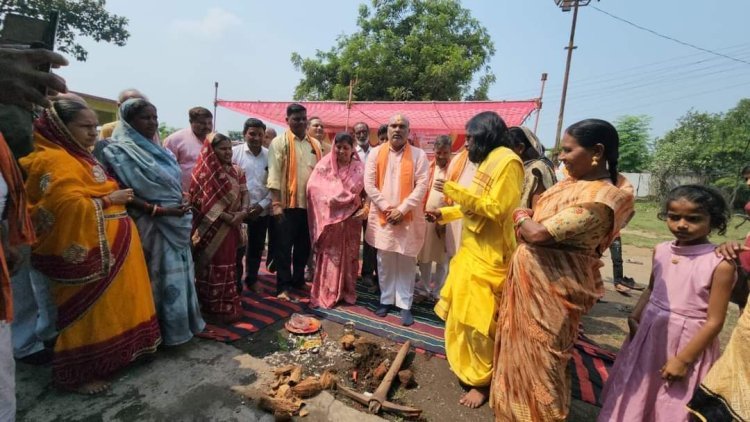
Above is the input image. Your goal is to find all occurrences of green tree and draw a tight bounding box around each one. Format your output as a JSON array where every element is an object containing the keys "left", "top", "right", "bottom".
[
  {"left": 0, "top": 0, "right": 129, "bottom": 61},
  {"left": 291, "top": 0, "right": 495, "bottom": 101},
  {"left": 614, "top": 115, "right": 652, "bottom": 172},
  {"left": 650, "top": 99, "right": 750, "bottom": 204},
  {"left": 227, "top": 130, "right": 243, "bottom": 142},
  {"left": 158, "top": 122, "right": 178, "bottom": 141}
]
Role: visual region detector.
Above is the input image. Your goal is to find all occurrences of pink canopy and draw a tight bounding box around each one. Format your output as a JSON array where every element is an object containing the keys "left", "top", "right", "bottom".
[{"left": 217, "top": 99, "right": 539, "bottom": 151}]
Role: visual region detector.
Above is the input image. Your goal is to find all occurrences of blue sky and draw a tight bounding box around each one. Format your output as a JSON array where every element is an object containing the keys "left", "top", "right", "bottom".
[{"left": 58, "top": 0, "right": 750, "bottom": 148}]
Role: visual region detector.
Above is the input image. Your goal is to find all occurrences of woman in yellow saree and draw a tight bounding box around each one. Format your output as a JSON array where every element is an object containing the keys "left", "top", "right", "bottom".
[{"left": 20, "top": 100, "right": 161, "bottom": 393}]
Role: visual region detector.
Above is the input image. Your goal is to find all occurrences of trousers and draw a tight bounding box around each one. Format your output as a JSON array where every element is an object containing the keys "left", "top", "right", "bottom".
[{"left": 377, "top": 250, "right": 416, "bottom": 310}]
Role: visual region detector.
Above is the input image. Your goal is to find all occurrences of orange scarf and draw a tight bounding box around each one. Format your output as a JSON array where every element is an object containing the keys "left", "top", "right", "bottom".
[
  {"left": 286, "top": 130, "right": 321, "bottom": 208},
  {"left": 375, "top": 143, "right": 414, "bottom": 225},
  {"left": 444, "top": 149, "right": 469, "bottom": 205},
  {"left": 422, "top": 159, "right": 436, "bottom": 209}
]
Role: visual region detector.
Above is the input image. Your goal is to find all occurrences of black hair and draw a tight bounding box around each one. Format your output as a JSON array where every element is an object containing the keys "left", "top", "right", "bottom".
[
  {"left": 53, "top": 99, "right": 90, "bottom": 125},
  {"left": 334, "top": 132, "right": 355, "bottom": 146},
  {"left": 658, "top": 184, "right": 730, "bottom": 236},
  {"left": 121, "top": 99, "right": 155, "bottom": 125},
  {"left": 434, "top": 134, "right": 452, "bottom": 150},
  {"left": 243, "top": 118, "right": 266, "bottom": 134},
  {"left": 465, "top": 111, "right": 510, "bottom": 164},
  {"left": 377, "top": 124, "right": 388, "bottom": 138},
  {"left": 508, "top": 126, "right": 539, "bottom": 161},
  {"left": 286, "top": 103, "right": 306, "bottom": 117},
  {"left": 565, "top": 119, "right": 619, "bottom": 184},
  {"left": 210, "top": 133, "right": 232, "bottom": 147},
  {"left": 742, "top": 165, "right": 750, "bottom": 176},
  {"left": 188, "top": 107, "right": 212, "bottom": 121}
]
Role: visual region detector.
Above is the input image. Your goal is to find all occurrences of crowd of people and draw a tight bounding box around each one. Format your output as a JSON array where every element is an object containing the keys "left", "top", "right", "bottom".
[{"left": 2, "top": 47, "right": 750, "bottom": 422}]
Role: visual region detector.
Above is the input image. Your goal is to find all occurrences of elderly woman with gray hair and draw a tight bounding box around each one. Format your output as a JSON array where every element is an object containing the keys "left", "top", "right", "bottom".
[{"left": 95, "top": 98, "right": 205, "bottom": 346}]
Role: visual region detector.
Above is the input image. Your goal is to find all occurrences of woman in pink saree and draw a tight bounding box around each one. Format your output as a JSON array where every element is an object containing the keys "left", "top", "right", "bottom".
[{"left": 307, "top": 133, "right": 367, "bottom": 309}]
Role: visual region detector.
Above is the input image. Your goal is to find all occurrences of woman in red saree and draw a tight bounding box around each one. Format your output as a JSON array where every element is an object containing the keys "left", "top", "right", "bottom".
[
  {"left": 306, "top": 133, "right": 367, "bottom": 309},
  {"left": 189, "top": 133, "right": 248, "bottom": 324},
  {"left": 20, "top": 100, "right": 161, "bottom": 394}
]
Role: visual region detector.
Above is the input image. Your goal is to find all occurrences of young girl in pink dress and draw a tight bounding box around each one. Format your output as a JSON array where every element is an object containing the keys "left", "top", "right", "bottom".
[{"left": 598, "top": 185, "right": 736, "bottom": 422}]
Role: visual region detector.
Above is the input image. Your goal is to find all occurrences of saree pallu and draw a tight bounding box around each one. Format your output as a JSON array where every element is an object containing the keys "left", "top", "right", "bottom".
[
  {"left": 306, "top": 153, "right": 364, "bottom": 309},
  {"left": 190, "top": 139, "right": 246, "bottom": 320},
  {"left": 687, "top": 298, "right": 750, "bottom": 421},
  {"left": 491, "top": 178, "right": 633, "bottom": 421},
  {"left": 99, "top": 118, "right": 205, "bottom": 346},
  {"left": 21, "top": 114, "right": 160, "bottom": 388}
]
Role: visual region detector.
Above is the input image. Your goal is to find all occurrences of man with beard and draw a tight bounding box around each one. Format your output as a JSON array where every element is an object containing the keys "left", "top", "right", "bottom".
[
  {"left": 164, "top": 106, "right": 213, "bottom": 192},
  {"left": 426, "top": 111, "right": 523, "bottom": 409},
  {"left": 267, "top": 103, "right": 322, "bottom": 300},
  {"left": 364, "top": 115, "right": 430, "bottom": 326}
]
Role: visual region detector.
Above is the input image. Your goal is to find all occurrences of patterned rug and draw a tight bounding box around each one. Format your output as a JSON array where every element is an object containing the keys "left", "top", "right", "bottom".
[
  {"left": 195, "top": 271, "right": 309, "bottom": 342},
  {"left": 310, "top": 283, "right": 446, "bottom": 356}
]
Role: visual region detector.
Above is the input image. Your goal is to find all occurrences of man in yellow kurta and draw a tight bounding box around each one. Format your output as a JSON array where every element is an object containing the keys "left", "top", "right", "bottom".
[{"left": 429, "top": 111, "right": 524, "bottom": 409}]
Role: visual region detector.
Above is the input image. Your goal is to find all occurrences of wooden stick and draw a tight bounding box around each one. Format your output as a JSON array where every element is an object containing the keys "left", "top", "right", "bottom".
[{"left": 369, "top": 341, "right": 411, "bottom": 413}]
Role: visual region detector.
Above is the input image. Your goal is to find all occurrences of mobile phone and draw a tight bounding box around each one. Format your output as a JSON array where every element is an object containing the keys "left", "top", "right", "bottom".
[{"left": 0, "top": 11, "right": 59, "bottom": 95}]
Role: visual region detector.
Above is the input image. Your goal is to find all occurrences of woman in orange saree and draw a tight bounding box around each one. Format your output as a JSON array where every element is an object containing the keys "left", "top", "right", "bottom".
[
  {"left": 20, "top": 100, "right": 161, "bottom": 393},
  {"left": 490, "top": 119, "right": 634, "bottom": 421},
  {"left": 189, "top": 133, "right": 248, "bottom": 324}
]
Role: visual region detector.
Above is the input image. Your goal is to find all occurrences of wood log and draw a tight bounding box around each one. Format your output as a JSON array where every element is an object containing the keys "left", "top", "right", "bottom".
[
  {"left": 259, "top": 395, "right": 301, "bottom": 415},
  {"left": 319, "top": 370, "right": 337, "bottom": 390},
  {"left": 275, "top": 384, "right": 292, "bottom": 399},
  {"left": 373, "top": 359, "right": 390, "bottom": 380},
  {"left": 288, "top": 366, "right": 302, "bottom": 385},
  {"left": 273, "top": 364, "right": 297, "bottom": 376},
  {"left": 291, "top": 377, "right": 323, "bottom": 398}
]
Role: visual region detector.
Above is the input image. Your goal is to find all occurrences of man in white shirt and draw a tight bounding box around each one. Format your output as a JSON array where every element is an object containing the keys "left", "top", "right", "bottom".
[
  {"left": 232, "top": 118, "right": 273, "bottom": 293},
  {"left": 353, "top": 122, "right": 378, "bottom": 291}
]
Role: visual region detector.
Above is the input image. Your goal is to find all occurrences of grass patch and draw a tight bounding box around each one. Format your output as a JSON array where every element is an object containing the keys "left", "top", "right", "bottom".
[{"left": 622, "top": 200, "right": 749, "bottom": 249}]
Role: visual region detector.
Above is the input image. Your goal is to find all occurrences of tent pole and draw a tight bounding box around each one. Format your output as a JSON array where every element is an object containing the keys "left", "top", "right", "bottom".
[
  {"left": 345, "top": 79, "right": 355, "bottom": 131},
  {"left": 533, "top": 73, "right": 548, "bottom": 134},
  {"left": 213, "top": 81, "right": 218, "bottom": 130}
]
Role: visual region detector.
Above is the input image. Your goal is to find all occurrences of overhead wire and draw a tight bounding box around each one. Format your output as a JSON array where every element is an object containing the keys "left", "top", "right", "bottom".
[{"left": 590, "top": 5, "right": 750, "bottom": 66}]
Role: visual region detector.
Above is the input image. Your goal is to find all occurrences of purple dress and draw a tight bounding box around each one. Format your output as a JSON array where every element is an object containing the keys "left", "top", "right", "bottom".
[{"left": 598, "top": 241, "right": 726, "bottom": 422}]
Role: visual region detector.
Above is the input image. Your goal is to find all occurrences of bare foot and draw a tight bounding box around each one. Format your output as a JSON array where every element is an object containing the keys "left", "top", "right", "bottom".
[
  {"left": 459, "top": 387, "right": 488, "bottom": 408},
  {"left": 277, "top": 291, "right": 291, "bottom": 301},
  {"left": 74, "top": 380, "right": 110, "bottom": 395}
]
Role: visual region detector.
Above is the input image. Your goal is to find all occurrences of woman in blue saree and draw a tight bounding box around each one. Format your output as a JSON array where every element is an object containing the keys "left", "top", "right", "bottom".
[{"left": 96, "top": 99, "right": 205, "bottom": 345}]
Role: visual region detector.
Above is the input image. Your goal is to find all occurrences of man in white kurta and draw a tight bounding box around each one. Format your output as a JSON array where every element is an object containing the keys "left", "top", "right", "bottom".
[
  {"left": 417, "top": 136, "right": 452, "bottom": 299},
  {"left": 364, "top": 115, "right": 430, "bottom": 326}
]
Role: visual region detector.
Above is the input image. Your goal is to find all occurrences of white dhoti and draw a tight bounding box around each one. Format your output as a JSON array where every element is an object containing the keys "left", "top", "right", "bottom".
[{"left": 377, "top": 250, "right": 417, "bottom": 310}]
